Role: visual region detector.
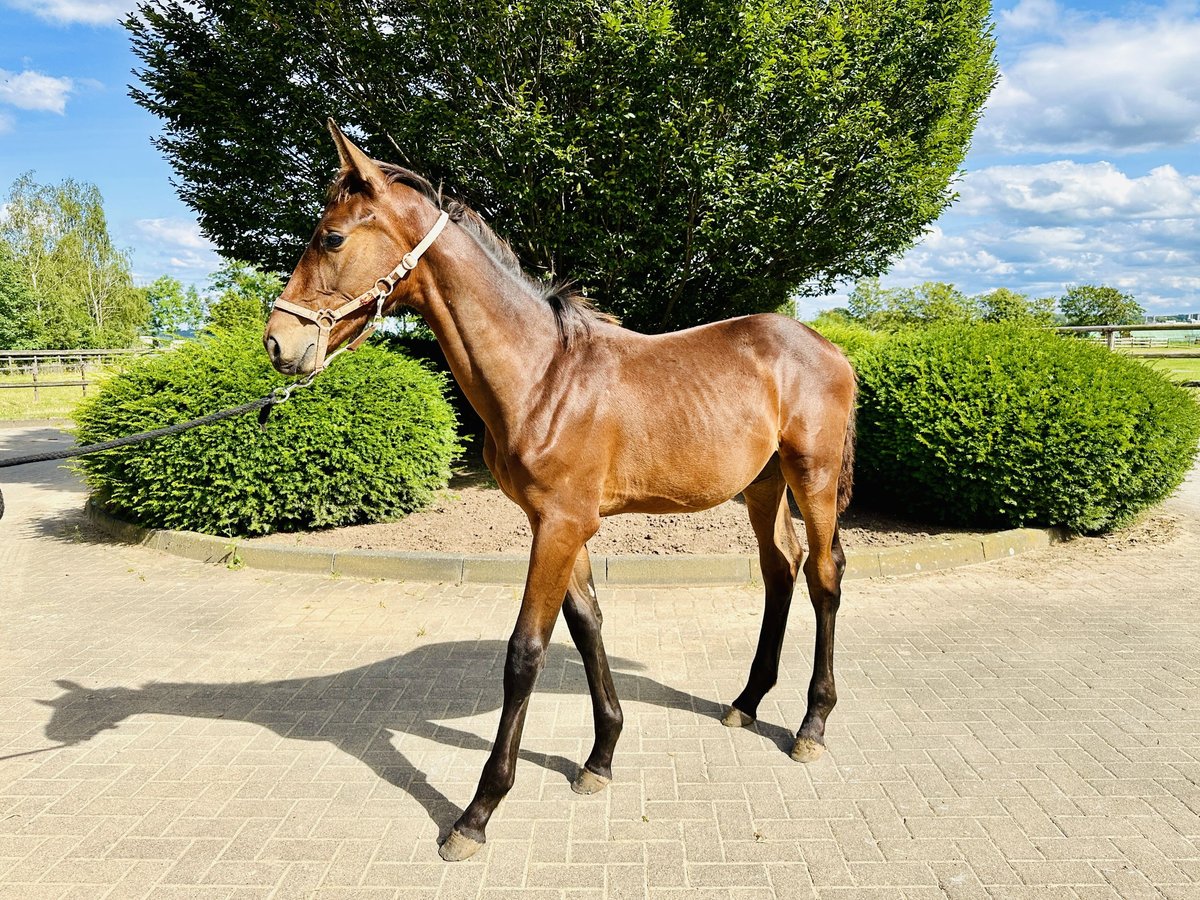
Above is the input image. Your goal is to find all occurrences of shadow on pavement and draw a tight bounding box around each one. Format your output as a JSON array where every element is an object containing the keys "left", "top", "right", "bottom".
[
  {"left": 24, "top": 641, "right": 796, "bottom": 837},
  {"left": 0, "top": 426, "right": 86, "bottom": 498}
]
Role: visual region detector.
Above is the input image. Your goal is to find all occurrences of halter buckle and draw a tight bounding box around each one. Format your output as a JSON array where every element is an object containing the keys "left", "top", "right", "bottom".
[{"left": 314, "top": 309, "right": 337, "bottom": 330}]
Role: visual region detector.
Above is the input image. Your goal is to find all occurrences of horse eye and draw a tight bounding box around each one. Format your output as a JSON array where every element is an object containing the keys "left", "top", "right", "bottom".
[{"left": 323, "top": 233, "right": 345, "bottom": 250}]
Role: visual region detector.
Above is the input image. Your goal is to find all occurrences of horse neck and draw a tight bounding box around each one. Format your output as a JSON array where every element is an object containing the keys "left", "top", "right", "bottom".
[{"left": 415, "top": 227, "right": 562, "bottom": 442}]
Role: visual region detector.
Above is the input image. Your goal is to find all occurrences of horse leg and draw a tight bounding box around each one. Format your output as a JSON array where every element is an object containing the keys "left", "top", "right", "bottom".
[
  {"left": 562, "top": 545, "right": 623, "bottom": 795},
  {"left": 440, "top": 515, "right": 595, "bottom": 862},
  {"left": 723, "top": 465, "right": 802, "bottom": 728},
  {"left": 779, "top": 450, "right": 847, "bottom": 763}
]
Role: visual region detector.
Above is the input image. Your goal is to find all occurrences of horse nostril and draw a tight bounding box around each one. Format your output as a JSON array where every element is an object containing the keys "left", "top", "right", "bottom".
[{"left": 267, "top": 335, "right": 281, "bottom": 363}]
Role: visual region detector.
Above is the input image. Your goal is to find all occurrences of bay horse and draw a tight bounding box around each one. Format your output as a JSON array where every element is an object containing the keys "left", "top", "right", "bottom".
[{"left": 264, "top": 121, "right": 857, "bottom": 862}]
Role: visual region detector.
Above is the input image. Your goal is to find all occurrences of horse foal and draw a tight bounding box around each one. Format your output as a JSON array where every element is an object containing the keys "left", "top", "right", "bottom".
[{"left": 264, "top": 121, "right": 857, "bottom": 861}]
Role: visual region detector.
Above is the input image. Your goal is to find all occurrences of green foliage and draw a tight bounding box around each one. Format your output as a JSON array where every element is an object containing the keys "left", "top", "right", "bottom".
[
  {"left": 72, "top": 328, "right": 461, "bottom": 536},
  {"left": 977, "top": 287, "right": 1056, "bottom": 326},
  {"left": 146, "top": 275, "right": 205, "bottom": 339},
  {"left": 807, "top": 313, "right": 888, "bottom": 362},
  {"left": 0, "top": 242, "right": 40, "bottom": 350},
  {"left": 204, "top": 260, "right": 280, "bottom": 331},
  {"left": 127, "top": 0, "right": 997, "bottom": 332},
  {"left": 847, "top": 278, "right": 978, "bottom": 330},
  {"left": 844, "top": 280, "right": 1060, "bottom": 330},
  {"left": 0, "top": 173, "right": 149, "bottom": 348},
  {"left": 855, "top": 324, "right": 1200, "bottom": 533},
  {"left": 1059, "top": 284, "right": 1144, "bottom": 327}
]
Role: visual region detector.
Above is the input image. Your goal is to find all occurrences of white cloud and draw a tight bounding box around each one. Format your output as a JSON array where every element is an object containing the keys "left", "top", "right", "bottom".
[
  {"left": 0, "top": 69, "right": 74, "bottom": 114},
  {"left": 5, "top": 0, "right": 132, "bottom": 26},
  {"left": 845, "top": 158, "right": 1200, "bottom": 315},
  {"left": 129, "top": 218, "right": 220, "bottom": 278},
  {"left": 0, "top": 112, "right": 13, "bottom": 134},
  {"left": 166, "top": 252, "right": 217, "bottom": 271},
  {"left": 998, "top": 0, "right": 1059, "bottom": 33},
  {"left": 982, "top": 12, "right": 1200, "bottom": 153},
  {"left": 135, "top": 217, "right": 214, "bottom": 252},
  {"left": 958, "top": 161, "right": 1200, "bottom": 223}
]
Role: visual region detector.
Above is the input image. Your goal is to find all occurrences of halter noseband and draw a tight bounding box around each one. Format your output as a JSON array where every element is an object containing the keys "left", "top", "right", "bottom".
[{"left": 271, "top": 210, "right": 450, "bottom": 373}]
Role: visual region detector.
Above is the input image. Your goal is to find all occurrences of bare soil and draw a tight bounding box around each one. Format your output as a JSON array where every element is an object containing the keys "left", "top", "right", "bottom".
[{"left": 257, "top": 460, "right": 976, "bottom": 555}]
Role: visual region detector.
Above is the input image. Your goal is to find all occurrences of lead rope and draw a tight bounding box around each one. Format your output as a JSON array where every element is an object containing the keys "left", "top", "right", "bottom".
[{"left": 0, "top": 372, "right": 319, "bottom": 522}]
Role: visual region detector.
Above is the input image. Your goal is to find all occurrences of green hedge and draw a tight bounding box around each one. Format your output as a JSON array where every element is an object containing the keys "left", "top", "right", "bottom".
[
  {"left": 72, "top": 327, "right": 460, "bottom": 536},
  {"left": 851, "top": 324, "right": 1200, "bottom": 533}
]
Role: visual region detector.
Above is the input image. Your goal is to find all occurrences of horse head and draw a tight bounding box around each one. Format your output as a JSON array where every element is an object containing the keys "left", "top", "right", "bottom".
[
  {"left": 36, "top": 679, "right": 143, "bottom": 747},
  {"left": 264, "top": 120, "right": 447, "bottom": 375}
]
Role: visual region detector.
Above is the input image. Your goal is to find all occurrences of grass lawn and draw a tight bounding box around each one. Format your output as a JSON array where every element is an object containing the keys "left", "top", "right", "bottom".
[
  {"left": 1134, "top": 356, "right": 1200, "bottom": 384},
  {"left": 0, "top": 374, "right": 87, "bottom": 421}
]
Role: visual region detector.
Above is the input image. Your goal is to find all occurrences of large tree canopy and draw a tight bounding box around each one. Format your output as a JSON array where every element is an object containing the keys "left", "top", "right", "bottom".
[{"left": 128, "top": 0, "right": 996, "bottom": 332}]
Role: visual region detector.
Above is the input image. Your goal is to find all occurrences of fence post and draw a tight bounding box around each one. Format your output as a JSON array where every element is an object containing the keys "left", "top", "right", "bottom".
[
  {"left": 32, "top": 357, "right": 39, "bottom": 402},
  {"left": 1106, "top": 330, "right": 1116, "bottom": 351},
  {"left": 80, "top": 356, "right": 87, "bottom": 396}
]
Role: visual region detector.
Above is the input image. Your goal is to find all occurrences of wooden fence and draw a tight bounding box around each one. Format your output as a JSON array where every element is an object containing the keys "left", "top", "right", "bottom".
[
  {"left": 0, "top": 349, "right": 154, "bottom": 401},
  {"left": 1053, "top": 322, "right": 1200, "bottom": 354}
]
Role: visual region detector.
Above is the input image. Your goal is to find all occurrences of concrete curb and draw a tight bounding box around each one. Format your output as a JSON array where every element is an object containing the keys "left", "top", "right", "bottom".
[{"left": 85, "top": 501, "right": 1070, "bottom": 587}]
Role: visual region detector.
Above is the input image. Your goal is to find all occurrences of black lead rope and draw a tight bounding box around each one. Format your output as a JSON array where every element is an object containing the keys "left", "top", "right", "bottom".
[{"left": 0, "top": 376, "right": 315, "bottom": 522}]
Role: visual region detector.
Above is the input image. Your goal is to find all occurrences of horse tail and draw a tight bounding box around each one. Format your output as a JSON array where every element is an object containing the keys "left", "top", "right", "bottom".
[{"left": 836, "top": 376, "right": 857, "bottom": 517}]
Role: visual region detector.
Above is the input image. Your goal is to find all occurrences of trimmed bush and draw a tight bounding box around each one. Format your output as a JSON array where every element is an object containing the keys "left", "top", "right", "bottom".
[
  {"left": 73, "top": 327, "right": 460, "bottom": 536},
  {"left": 855, "top": 324, "right": 1200, "bottom": 533},
  {"left": 807, "top": 316, "right": 889, "bottom": 363}
]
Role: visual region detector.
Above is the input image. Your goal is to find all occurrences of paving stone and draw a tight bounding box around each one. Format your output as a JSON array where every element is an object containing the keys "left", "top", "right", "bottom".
[{"left": 3, "top": 425, "right": 1200, "bottom": 897}]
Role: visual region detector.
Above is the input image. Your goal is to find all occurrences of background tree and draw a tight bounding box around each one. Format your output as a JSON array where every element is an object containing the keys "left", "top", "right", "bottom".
[
  {"left": 1059, "top": 285, "right": 1145, "bottom": 327},
  {"left": 145, "top": 275, "right": 205, "bottom": 341},
  {"left": 977, "top": 287, "right": 1056, "bottom": 326},
  {"left": 204, "top": 260, "right": 281, "bottom": 332},
  {"left": 127, "top": 0, "right": 997, "bottom": 332},
  {"left": 846, "top": 279, "right": 978, "bottom": 330},
  {"left": 0, "top": 173, "right": 149, "bottom": 348},
  {"left": 0, "top": 242, "right": 40, "bottom": 350}
]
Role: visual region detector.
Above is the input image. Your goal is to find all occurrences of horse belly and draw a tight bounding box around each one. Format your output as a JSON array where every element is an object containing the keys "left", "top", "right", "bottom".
[{"left": 601, "top": 407, "right": 778, "bottom": 516}]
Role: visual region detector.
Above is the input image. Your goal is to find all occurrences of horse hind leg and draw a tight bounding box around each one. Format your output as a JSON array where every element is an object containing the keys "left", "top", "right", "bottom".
[
  {"left": 723, "top": 461, "right": 802, "bottom": 729},
  {"left": 562, "top": 545, "right": 623, "bottom": 794},
  {"left": 779, "top": 448, "right": 847, "bottom": 763}
]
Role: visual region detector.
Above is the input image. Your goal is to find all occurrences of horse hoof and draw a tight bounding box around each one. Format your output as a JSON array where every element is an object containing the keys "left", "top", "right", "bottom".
[
  {"left": 438, "top": 830, "right": 483, "bottom": 862},
  {"left": 722, "top": 707, "right": 755, "bottom": 728},
  {"left": 790, "top": 736, "right": 825, "bottom": 763},
  {"left": 571, "top": 768, "right": 612, "bottom": 795}
]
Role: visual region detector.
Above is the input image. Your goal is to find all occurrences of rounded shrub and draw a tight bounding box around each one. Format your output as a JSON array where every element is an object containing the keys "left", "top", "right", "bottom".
[
  {"left": 855, "top": 324, "right": 1200, "bottom": 533},
  {"left": 72, "top": 327, "right": 460, "bottom": 536},
  {"left": 807, "top": 316, "right": 889, "bottom": 363}
]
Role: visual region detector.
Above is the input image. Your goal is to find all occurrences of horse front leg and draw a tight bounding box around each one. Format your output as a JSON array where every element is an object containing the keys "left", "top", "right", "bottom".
[{"left": 439, "top": 514, "right": 596, "bottom": 862}]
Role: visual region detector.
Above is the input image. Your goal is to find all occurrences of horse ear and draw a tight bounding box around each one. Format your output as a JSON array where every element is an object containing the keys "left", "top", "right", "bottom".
[{"left": 327, "top": 118, "right": 386, "bottom": 195}]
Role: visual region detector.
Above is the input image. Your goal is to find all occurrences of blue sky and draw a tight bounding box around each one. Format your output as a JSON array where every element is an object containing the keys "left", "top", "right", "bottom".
[{"left": 1, "top": 0, "right": 1198, "bottom": 316}]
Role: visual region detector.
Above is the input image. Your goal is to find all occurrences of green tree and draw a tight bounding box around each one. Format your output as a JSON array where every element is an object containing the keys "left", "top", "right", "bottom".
[
  {"left": 977, "top": 287, "right": 1056, "bottom": 326},
  {"left": 846, "top": 279, "right": 978, "bottom": 330},
  {"left": 0, "top": 173, "right": 149, "bottom": 348},
  {"left": 910, "top": 282, "right": 977, "bottom": 325},
  {"left": 204, "top": 260, "right": 281, "bottom": 332},
  {"left": 1059, "top": 285, "right": 1144, "bottom": 327},
  {"left": 0, "top": 241, "right": 40, "bottom": 349},
  {"left": 127, "top": 0, "right": 997, "bottom": 332},
  {"left": 146, "top": 275, "right": 205, "bottom": 340},
  {"left": 847, "top": 278, "right": 889, "bottom": 325}
]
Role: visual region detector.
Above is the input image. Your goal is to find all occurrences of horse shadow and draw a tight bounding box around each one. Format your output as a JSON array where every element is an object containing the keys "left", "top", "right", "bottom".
[{"left": 27, "top": 641, "right": 795, "bottom": 837}]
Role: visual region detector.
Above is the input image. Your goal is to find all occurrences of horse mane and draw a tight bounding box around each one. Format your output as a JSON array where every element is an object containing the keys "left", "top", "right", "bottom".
[{"left": 329, "top": 162, "right": 618, "bottom": 347}]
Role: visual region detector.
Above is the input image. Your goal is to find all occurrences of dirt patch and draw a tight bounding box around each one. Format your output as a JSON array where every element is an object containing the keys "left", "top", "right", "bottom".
[{"left": 256, "top": 461, "right": 976, "bottom": 555}]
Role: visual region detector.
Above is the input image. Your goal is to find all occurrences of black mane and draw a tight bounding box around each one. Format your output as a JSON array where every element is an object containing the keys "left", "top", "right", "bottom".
[{"left": 329, "top": 163, "right": 617, "bottom": 346}]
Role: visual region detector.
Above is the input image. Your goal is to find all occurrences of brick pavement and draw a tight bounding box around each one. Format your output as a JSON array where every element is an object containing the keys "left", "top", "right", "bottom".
[{"left": 2, "top": 424, "right": 1200, "bottom": 899}]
